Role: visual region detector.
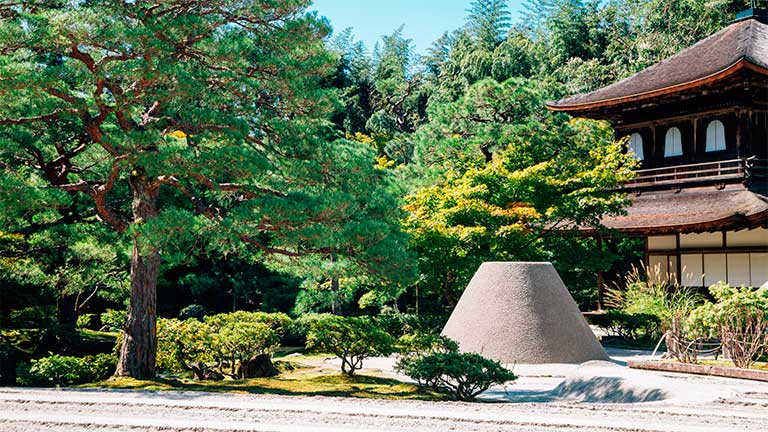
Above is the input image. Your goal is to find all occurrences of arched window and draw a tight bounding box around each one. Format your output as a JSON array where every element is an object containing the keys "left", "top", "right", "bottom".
[
  {"left": 628, "top": 133, "right": 644, "bottom": 160},
  {"left": 664, "top": 127, "right": 683, "bottom": 157},
  {"left": 706, "top": 120, "right": 726, "bottom": 152}
]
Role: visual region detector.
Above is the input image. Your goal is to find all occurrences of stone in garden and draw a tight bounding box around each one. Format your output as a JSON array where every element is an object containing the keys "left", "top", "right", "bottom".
[
  {"left": 188, "top": 362, "right": 224, "bottom": 381},
  {"left": 442, "top": 262, "right": 609, "bottom": 364},
  {"left": 238, "top": 353, "right": 279, "bottom": 378}
]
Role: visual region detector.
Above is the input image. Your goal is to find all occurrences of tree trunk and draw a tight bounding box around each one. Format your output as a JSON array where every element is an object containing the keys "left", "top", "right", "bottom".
[
  {"left": 480, "top": 144, "right": 493, "bottom": 163},
  {"left": 56, "top": 292, "right": 78, "bottom": 330},
  {"left": 115, "top": 173, "right": 160, "bottom": 379},
  {"left": 330, "top": 277, "right": 340, "bottom": 315}
]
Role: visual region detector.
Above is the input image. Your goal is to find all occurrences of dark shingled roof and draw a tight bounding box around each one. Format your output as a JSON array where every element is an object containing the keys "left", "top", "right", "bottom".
[
  {"left": 599, "top": 185, "right": 768, "bottom": 234},
  {"left": 548, "top": 18, "right": 768, "bottom": 110}
]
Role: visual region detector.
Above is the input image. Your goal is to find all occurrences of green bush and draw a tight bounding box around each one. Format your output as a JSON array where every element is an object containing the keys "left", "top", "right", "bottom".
[
  {"left": 398, "top": 333, "right": 459, "bottom": 356},
  {"left": 156, "top": 318, "right": 214, "bottom": 373},
  {"left": 374, "top": 314, "right": 448, "bottom": 338},
  {"left": 15, "top": 353, "right": 115, "bottom": 386},
  {"left": 178, "top": 304, "right": 207, "bottom": 321},
  {"left": 100, "top": 309, "right": 127, "bottom": 332},
  {"left": 606, "top": 265, "right": 703, "bottom": 332},
  {"left": 156, "top": 312, "right": 285, "bottom": 378},
  {"left": 396, "top": 351, "right": 517, "bottom": 402},
  {"left": 685, "top": 283, "right": 768, "bottom": 368},
  {"left": 76, "top": 313, "right": 96, "bottom": 330},
  {"left": 215, "top": 321, "right": 279, "bottom": 378},
  {"left": 205, "top": 311, "right": 292, "bottom": 339},
  {"left": 83, "top": 353, "right": 117, "bottom": 381},
  {"left": 591, "top": 310, "right": 661, "bottom": 341},
  {"left": 306, "top": 315, "right": 395, "bottom": 375},
  {"left": 7, "top": 306, "right": 56, "bottom": 329},
  {"left": 287, "top": 313, "right": 332, "bottom": 345}
]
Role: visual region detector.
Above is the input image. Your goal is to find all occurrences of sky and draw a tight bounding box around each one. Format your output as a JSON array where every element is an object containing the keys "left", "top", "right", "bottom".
[{"left": 311, "top": 0, "right": 526, "bottom": 54}]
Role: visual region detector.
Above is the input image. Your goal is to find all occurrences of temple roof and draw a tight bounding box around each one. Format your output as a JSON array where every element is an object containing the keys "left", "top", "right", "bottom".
[
  {"left": 548, "top": 17, "right": 768, "bottom": 112},
  {"left": 597, "top": 185, "right": 768, "bottom": 235}
]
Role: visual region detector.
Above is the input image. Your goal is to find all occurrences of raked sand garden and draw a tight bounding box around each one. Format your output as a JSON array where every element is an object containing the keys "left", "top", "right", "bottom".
[{"left": 2, "top": 346, "right": 768, "bottom": 432}]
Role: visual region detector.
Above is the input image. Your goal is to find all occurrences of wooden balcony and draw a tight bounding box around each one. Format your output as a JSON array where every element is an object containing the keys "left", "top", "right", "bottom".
[{"left": 622, "top": 158, "right": 767, "bottom": 192}]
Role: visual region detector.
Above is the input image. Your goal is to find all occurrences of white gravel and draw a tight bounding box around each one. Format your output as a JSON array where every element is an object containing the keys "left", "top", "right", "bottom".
[{"left": 3, "top": 348, "right": 768, "bottom": 432}]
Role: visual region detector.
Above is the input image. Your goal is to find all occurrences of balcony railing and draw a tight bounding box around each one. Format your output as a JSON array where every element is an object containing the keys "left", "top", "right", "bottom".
[{"left": 623, "top": 158, "right": 767, "bottom": 191}]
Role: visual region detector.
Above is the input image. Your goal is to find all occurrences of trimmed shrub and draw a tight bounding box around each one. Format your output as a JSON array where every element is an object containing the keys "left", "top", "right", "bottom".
[
  {"left": 156, "top": 312, "right": 287, "bottom": 379},
  {"left": 84, "top": 353, "right": 117, "bottom": 381},
  {"left": 15, "top": 353, "right": 115, "bottom": 386},
  {"left": 156, "top": 318, "right": 214, "bottom": 373},
  {"left": 685, "top": 283, "right": 768, "bottom": 368},
  {"left": 287, "top": 313, "right": 332, "bottom": 345},
  {"left": 396, "top": 351, "right": 517, "bottom": 402},
  {"left": 76, "top": 313, "right": 96, "bottom": 330},
  {"left": 306, "top": 315, "right": 395, "bottom": 375},
  {"left": 215, "top": 321, "right": 280, "bottom": 379},
  {"left": 398, "top": 333, "right": 459, "bottom": 356},
  {"left": 178, "top": 304, "right": 207, "bottom": 321},
  {"left": 204, "top": 311, "right": 292, "bottom": 339},
  {"left": 99, "top": 309, "right": 127, "bottom": 332}
]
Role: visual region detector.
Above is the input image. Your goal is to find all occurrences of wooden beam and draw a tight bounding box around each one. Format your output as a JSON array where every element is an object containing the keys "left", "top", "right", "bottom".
[{"left": 614, "top": 107, "right": 757, "bottom": 131}]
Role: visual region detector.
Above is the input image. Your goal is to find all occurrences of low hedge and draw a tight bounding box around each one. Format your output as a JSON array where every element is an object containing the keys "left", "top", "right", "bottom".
[{"left": 16, "top": 353, "right": 117, "bottom": 387}]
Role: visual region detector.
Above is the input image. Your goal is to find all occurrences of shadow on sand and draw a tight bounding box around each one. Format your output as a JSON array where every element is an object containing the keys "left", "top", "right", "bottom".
[{"left": 484, "top": 376, "right": 668, "bottom": 403}]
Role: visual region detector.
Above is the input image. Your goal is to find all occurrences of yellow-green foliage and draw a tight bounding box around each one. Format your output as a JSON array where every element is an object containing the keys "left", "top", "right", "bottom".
[
  {"left": 156, "top": 318, "right": 215, "bottom": 373},
  {"left": 204, "top": 311, "right": 292, "bottom": 338},
  {"left": 405, "top": 78, "right": 637, "bottom": 308},
  {"left": 685, "top": 283, "right": 768, "bottom": 339},
  {"left": 156, "top": 312, "right": 291, "bottom": 373},
  {"left": 306, "top": 315, "right": 395, "bottom": 375},
  {"left": 606, "top": 265, "right": 703, "bottom": 332}
]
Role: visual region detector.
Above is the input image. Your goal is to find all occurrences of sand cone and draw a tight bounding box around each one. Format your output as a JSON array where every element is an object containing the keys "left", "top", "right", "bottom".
[{"left": 442, "top": 262, "right": 609, "bottom": 364}]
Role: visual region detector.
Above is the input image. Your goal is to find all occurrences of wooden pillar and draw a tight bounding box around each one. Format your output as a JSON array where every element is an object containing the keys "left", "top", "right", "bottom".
[
  {"left": 675, "top": 233, "right": 682, "bottom": 285},
  {"left": 735, "top": 108, "right": 742, "bottom": 158},
  {"left": 692, "top": 116, "right": 698, "bottom": 155}
]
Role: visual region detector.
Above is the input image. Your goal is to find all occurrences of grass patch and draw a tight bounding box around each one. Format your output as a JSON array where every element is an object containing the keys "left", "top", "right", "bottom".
[
  {"left": 82, "top": 365, "right": 446, "bottom": 401},
  {"left": 78, "top": 329, "right": 119, "bottom": 341}
]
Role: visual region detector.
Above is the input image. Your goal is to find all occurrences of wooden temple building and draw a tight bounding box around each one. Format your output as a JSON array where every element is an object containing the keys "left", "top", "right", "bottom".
[{"left": 548, "top": 9, "right": 768, "bottom": 296}]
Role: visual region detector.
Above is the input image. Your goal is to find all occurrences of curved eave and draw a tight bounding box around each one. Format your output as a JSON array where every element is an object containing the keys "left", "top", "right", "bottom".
[
  {"left": 592, "top": 210, "right": 768, "bottom": 236},
  {"left": 546, "top": 60, "right": 768, "bottom": 114}
]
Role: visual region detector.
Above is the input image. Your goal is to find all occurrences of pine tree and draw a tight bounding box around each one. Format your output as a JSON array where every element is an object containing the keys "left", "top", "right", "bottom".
[{"left": 0, "top": 0, "right": 413, "bottom": 378}]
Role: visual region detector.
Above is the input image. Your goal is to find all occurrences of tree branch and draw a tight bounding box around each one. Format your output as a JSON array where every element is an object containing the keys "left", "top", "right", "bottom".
[{"left": 0, "top": 110, "right": 66, "bottom": 125}]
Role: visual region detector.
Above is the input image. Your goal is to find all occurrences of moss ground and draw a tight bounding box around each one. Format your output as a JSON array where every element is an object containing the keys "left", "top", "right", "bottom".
[{"left": 81, "top": 356, "right": 446, "bottom": 401}]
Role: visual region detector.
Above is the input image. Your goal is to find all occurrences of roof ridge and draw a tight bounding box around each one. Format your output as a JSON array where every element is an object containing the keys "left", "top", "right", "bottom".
[
  {"left": 549, "top": 18, "right": 768, "bottom": 110},
  {"left": 594, "top": 21, "right": 746, "bottom": 96},
  {"left": 745, "top": 19, "right": 768, "bottom": 66},
  {"left": 742, "top": 20, "right": 754, "bottom": 62}
]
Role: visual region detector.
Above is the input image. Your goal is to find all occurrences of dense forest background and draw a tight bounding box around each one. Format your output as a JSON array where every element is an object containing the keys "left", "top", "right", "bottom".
[{"left": 0, "top": 0, "right": 758, "bottom": 337}]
